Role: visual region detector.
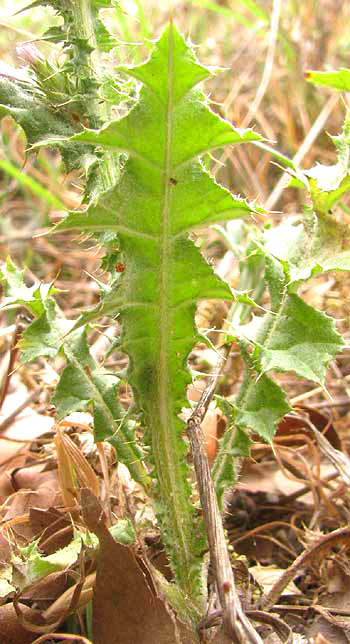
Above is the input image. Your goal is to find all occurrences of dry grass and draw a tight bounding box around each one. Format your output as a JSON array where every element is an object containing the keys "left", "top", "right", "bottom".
[{"left": 2, "top": 1, "right": 350, "bottom": 642}]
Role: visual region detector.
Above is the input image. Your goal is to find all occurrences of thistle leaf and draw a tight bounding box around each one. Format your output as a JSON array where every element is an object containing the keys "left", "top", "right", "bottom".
[
  {"left": 262, "top": 114, "right": 350, "bottom": 282},
  {"left": 235, "top": 373, "right": 290, "bottom": 445},
  {"left": 240, "top": 287, "right": 344, "bottom": 385},
  {"left": 305, "top": 68, "right": 350, "bottom": 92},
  {"left": 212, "top": 349, "right": 290, "bottom": 502},
  {"left": 54, "top": 23, "right": 263, "bottom": 609},
  {"left": 53, "top": 330, "right": 150, "bottom": 490},
  {"left": 0, "top": 258, "right": 149, "bottom": 488},
  {"left": 0, "top": 257, "right": 55, "bottom": 317},
  {"left": 0, "top": 77, "right": 86, "bottom": 169}
]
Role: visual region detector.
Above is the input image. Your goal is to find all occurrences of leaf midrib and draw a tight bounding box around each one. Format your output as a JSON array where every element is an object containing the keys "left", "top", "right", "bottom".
[{"left": 157, "top": 25, "right": 193, "bottom": 583}]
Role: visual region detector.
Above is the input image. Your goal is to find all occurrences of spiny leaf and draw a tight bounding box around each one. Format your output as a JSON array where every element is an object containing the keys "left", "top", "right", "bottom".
[
  {"left": 53, "top": 329, "right": 151, "bottom": 490},
  {"left": 54, "top": 23, "right": 263, "bottom": 610},
  {"left": 263, "top": 114, "right": 350, "bottom": 282},
  {"left": 302, "top": 112, "right": 350, "bottom": 215},
  {"left": 305, "top": 68, "right": 350, "bottom": 92},
  {"left": 0, "top": 258, "right": 149, "bottom": 487},
  {"left": 18, "top": 298, "right": 73, "bottom": 363},
  {"left": 214, "top": 102, "right": 350, "bottom": 508},
  {"left": 0, "top": 257, "right": 77, "bottom": 362},
  {"left": 239, "top": 256, "right": 344, "bottom": 384},
  {"left": 0, "top": 77, "right": 85, "bottom": 169},
  {"left": 23, "top": 530, "right": 88, "bottom": 585},
  {"left": 53, "top": 357, "right": 150, "bottom": 490},
  {"left": 263, "top": 215, "right": 350, "bottom": 284},
  {"left": 239, "top": 288, "right": 344, "bottom": 385},
  {"left": 212, "top": 348, "right": 290, "bottom": 502},
  {"left": 212, "top": 423, "right": 252, "bottom": 505},
  {"left": 235, "top": 373, "right": 290, "bottom": 445},
  {"left": 12, "top": 522, "right": 134, "bottom": 590},
  {"left": 0, "top": 257, "right": 55, "bottom": 317}
]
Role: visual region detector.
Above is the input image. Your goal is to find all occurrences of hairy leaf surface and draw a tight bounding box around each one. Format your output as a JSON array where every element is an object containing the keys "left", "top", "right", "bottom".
[
  {"left": 240, "top": 293, "right": 344, "bottom": 383},
  {"left": 0, "top": 257, "right": 55, "bottom": 317},
  {"left": 54, "top": 23, "right": 263, "bottom": 607},
  {"left": 0, "top": 77, "right": 86, "bottom": 169},
  {"left": 212, "top": 343, "right": 290, "bottom": 501}
]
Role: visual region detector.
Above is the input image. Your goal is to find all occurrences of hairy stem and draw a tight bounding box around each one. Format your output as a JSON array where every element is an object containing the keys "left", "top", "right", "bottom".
[{"left": 69, "top": 0, "right": 118, "bottom": 191}]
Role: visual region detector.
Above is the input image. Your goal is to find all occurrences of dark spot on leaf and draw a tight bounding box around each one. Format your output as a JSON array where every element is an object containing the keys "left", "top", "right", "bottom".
[{"left": 169, "top": 177, "right": 177, "bottom": 185}]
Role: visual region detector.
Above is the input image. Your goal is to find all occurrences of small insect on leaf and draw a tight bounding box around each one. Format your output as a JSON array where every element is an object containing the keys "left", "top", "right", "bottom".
[{"left": 115, "top": 263, "right": 125, "bottom": 272}]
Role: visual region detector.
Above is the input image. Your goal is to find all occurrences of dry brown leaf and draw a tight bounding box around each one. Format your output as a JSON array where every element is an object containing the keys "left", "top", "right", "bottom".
[
  {"left": 29, "top": 507, "right": 73, "bottom": 554},
  {"left": 2, "top": 467, "right": 60, "bottom": 540},
  {"left": 0, "top": 601, "right": 45, "bottom": 644},
  {"left": 307, "top": 616, "right": 349, "bottom": 644},
  {"left": 249, "top": 565, "right": 301, "bottom": 597},
  {"left": 80, "top": 488, "right": 197, "bottom": 644}
]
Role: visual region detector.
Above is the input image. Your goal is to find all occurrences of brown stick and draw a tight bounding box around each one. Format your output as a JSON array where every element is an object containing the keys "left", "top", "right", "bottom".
[
  {"left": 187, "top": 357, "right": 263, "bottom": 644},
  {"left": 0, "top": 320, "right": 24, "bottom": 413}
]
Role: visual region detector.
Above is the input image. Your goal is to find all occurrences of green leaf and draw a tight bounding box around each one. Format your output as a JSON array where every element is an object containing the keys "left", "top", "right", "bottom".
[
  {"left": 212, "top": 425, "right": 252, "bottom": 502},
  {"left": 19, "top": 521, "right": 134, "bottom": 587},
  {"left": 240, "top": 292, "right": 344, "bottom": 383},
  {"left": 0, "top": 256, "right": 150, "bottom": 488},
  {"left": 235, "top": 371, "right": 290, "bottom": 445},
  {"left": 0, "top": 257, "right": 76, "bottom": 362},
  {"left": 305, "top": 68, "right": 350, "bottom": 92},
  {"left": 0, "top": 257, "right": 55, "bottom": 317},
  {"left": 262, "top": 114, "right": 350, "bottom": 282},
  {"left": 53, "top": 329, "right": 151, "bottom": 490},
  {"left": 23, "top": 530, "right": 87, "bottom": 585},
  {"left": 19, "top": 298, "right": 73, "bottom": 363},
  {"left": 0, "top": 77, "right": 85, "bottom": 169},
  {"left": 302, "top": 114, "right": 350, "bottom": 215},
  {"left": 264, "top": 215, "right": 350, "bottom": 283},
  {"left": 214, "top": 114, "right": 350, "bottom": 508},
  {"left": 109, "top": 519, "right": 136, "bottom": 545},
  {"left": 53, "top": 23, "right": 264, "bottom": 610},
  {"left": 8, "top": 520, "right": 134, "bottom": 593},
  {"left": 212, "top": 353, "right": 290, "bottom": 501}
]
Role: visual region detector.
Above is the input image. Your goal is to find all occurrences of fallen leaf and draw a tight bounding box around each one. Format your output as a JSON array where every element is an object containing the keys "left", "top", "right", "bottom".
[
  {"left": 80, "top": 488, "right": 197, "bottom": 644},
  {"left": 249, "top": 565, "right": 301, "bottom": 597},
  {"left": 2, "top": 468, "right": 60, "bottom": 540},
  {"left": 0, "top": 601, "right": 45, "bottom": 644}
]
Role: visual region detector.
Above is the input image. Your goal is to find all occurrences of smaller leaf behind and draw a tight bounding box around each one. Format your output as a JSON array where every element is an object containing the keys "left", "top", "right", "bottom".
[
  {"left": 212, "top": 344, "right": 290, "bottom": 502},
  {"left": 0, "top": 77, "right": 86, "bottom": 170},
  {"left": 0, "top": 257, "right": 55, "bottom": 318},
  {"left": 53, "top": 329, "right": 151, "bottom": 491},
  {"left": 239, "top": 255, "right": 344, "bottom": 384}
]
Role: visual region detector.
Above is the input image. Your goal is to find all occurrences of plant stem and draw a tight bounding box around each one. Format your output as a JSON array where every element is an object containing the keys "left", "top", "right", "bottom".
[{"left": 69, "top": 0, "right": 118, "bottom": 192}]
